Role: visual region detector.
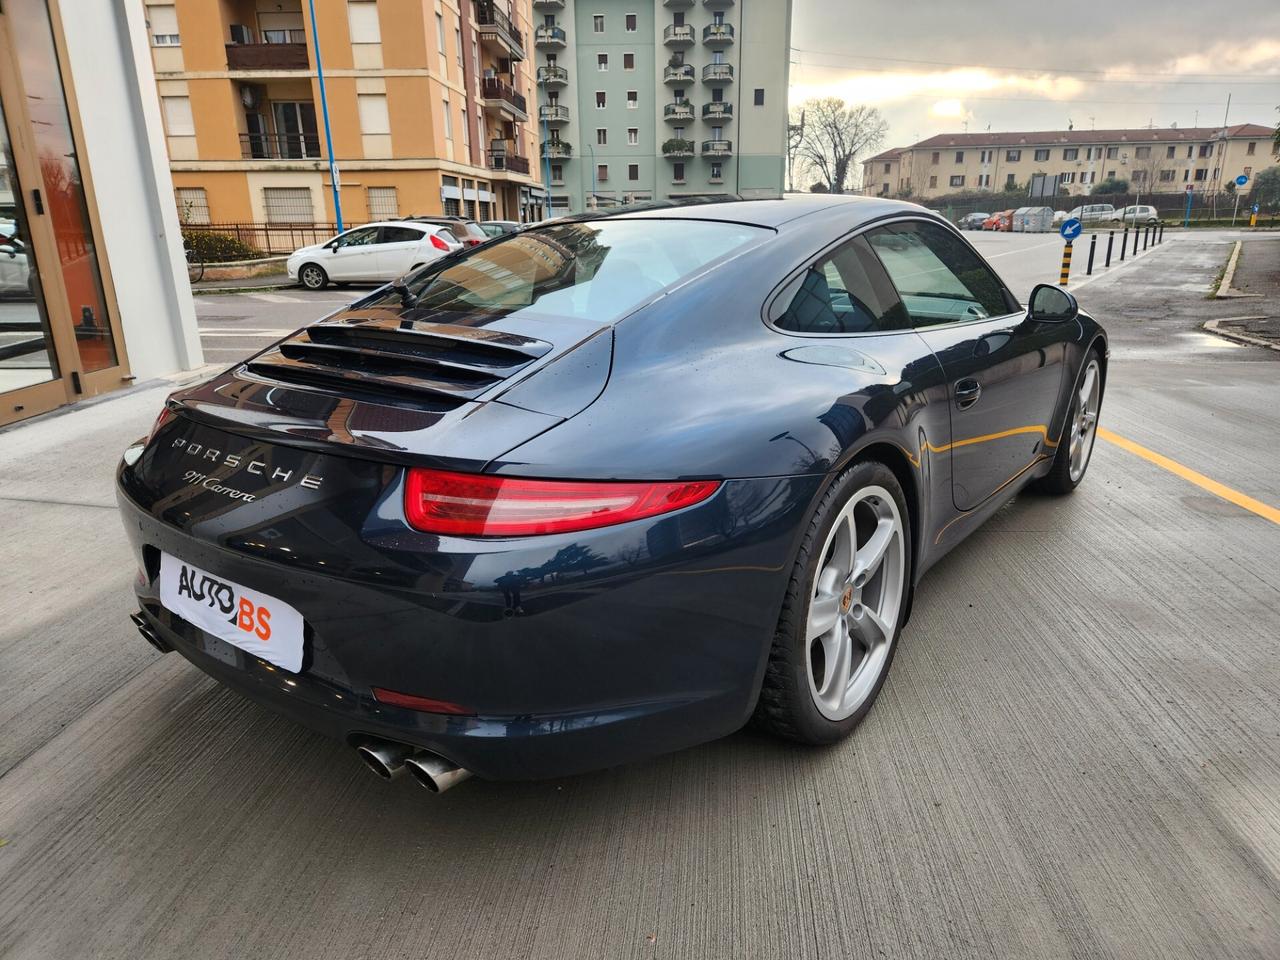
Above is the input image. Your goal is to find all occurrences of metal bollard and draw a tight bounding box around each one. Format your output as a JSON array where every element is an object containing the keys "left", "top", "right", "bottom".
[
  {"left": 1059, "top": 240, "right": 1073, "bottom": 286},
  {"left": 1086, "top": 234, "right": 1096, "bottom": 275},
  {"left": 1105, "top": 230, "right": 1114, "bottom": 267},
  {"left": 1143, "top": 226, "right": 1149, "bottom": 250},
  {"left": 1158, "top": 223, "right": 1164, "bottom": 243},
  {"left": 1120, "top": 227, "right": 1128, "bottom": 261}
]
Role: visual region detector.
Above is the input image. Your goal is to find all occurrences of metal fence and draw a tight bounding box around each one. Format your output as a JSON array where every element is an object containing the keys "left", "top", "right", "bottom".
[
  {"left": 922, "top": 189, "right": 1278, "bottom": 227},
  {"left": 182, "top": 222, "right": 339, "bottom": 255}
]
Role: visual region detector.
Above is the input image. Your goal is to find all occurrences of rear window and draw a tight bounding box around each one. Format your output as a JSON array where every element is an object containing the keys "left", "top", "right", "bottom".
[{"left": 378, "top": 219, "right": 765, "bottom": 323}]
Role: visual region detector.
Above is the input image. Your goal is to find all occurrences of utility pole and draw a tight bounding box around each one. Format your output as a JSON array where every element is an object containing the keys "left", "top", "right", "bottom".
[
  {"left": 542, "top": 109, "right": 552, "bottom": 221},
  {"left": 307, "top": 0, "right": 343, "bottom": 231}
]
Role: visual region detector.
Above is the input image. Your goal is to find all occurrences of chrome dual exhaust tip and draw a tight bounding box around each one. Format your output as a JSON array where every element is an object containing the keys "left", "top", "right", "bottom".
[
  {"left": 130, "top": 611, "right": 171, "bottom": 654},
  {"left": 356, "top": 740, "right": 471, "bottom": 793}
]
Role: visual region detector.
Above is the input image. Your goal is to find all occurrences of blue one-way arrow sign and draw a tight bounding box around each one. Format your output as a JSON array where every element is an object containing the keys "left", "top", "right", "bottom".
[{"left": 1060, "top": 217, "right": 1083, "bottom": 241}]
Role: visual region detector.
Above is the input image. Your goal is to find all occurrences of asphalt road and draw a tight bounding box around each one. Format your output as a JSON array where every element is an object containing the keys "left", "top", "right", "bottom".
[{"left": 1, "top": 230, "right": 1278, "bottom": 959}]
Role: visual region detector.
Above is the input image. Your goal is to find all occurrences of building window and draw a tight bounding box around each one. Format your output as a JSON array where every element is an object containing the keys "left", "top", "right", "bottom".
[
  {"left": 1006, "top": 149, "right": 1020, "bottom": 161},
  {"left": 347, "top": 1, "right": 380, "bottom": 43},
  {"left": 623, "top": 52, "right": 635, "bottom": 70},
  {"left": 979, "top": 150, "right": 992, "bottom": 163},
  {"left": 628, "top": 163, "right": 639, "bottom": 180},
  {"left": 1132, "top": 171, "right": 1146, "bottom": 184},
  {"left": 949, "top": 175, "right": 964, "bottom": 187},
  {"left": 883, "top": 162, "right": 891, "bottom": 173},
  {"left": 1106, "top": 146, "right": 1118, "bottom": 159},
  {"left": 930, "top": 152, "right": 940, "bottom": 165},
  {"left": 977, "top": 174, "right": 990, "bottom": 187},
  {"left": 1247, "top": 141, "right": 1256, "bottom": 155},
  {"left": 1165, "top": 145, "right": 1176, "bottom": 159},
  {"left": 357, "top": 94, "right": 390, "bottom": 134},
  {"left": 673, "top": 161, "right": 685, "bottom": 182},
  {"left": 596, "top": 128, "right": 607, "bottom": 145},
  {"left": 1198, "top": 144, "right": 1212, "bottom": 158},
  {"left": 593, "top": 14, "right": 604, "bottom": 32},
  {"left": 928, "top": 175, "right": 937, "bottom": 188},
  {"left": 954, "top": 151, "right": 964, "bottom": 163},
  {"left": 596, "top": 91, "right": 606, "bottom": 108},
  {"left": 1194, "top": 168, "right": 1207, "bottom": 181},
  {"left": 147, "top": 4, "right": 180, "bottom": 45},
  {"left": 174, "top": 187, "right": 210, "bottom": 224},
  {"left": 435, "top": 12, "right": 445, "bottom": 52},
  {"left": 442, "top": 99, "right": 452, "bottom": 139},
  {"left": 367, "top": 186, "right": 398, "bottom": 218},
  {"left": 1005, "top": 173, "right": 1016, "bottom": 187},
  {"left": 625, "top": 13, "right": 637, "bottom": 31},
  {"left": 1159, "top": 169, "right": 1176, "bottom": 182},
  {"left": 551, "top": 163, "right": 563, "bottom": 184},
  {"left": 626, "top": 90, "right": 638, "bottom": 108},
  {"left": 263, "top": 187, "right": 312, "bottom": 223},
  {"left": 1135, "top": 146, "right": 1151, "bottom": 159},
  {"left": 161, "top": 96, "right": 194, "bottom": 136},
  {"left": 1034, "top": 148, "right": 1049, "bottom": 162},
  {"left": 597, "top": 163, "right": 608, "bottom": 182},
  {"left": 1059, "top": 172, "right": 1076, "bottom": 184},
  {"left": 598, "top": 53, "right": 608, "bottom": 71},
  {"left": 460, "top": 107, "right": 469, "bottom": 148},
  {"left": 456, "top": 27, "right": 464, "bottom": 66},
  {"left": 710, "top": 161, "right": 723, "bottom": 181},
  {"left": 1063, "top": 148, "right": 1078, "bottom": 161},
  {"left": 754, "top": 88, "right": 764, "bottom": 106}
]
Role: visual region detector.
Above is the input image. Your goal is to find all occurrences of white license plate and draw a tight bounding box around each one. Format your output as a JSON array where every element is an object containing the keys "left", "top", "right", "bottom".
[{"left": 159, "top": 552, "right": 305, "bottom": 673}]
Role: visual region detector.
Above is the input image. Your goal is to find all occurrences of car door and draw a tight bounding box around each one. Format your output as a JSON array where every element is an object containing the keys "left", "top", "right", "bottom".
[
  {"left": 866, "top": 219, "right": 1066, "bottom": 512},
  {"left": 325, "top": 226, "right": 381, "bottom": 280},
  {"left": 374, "top": 225, "right": 428, "bottom": 277}
]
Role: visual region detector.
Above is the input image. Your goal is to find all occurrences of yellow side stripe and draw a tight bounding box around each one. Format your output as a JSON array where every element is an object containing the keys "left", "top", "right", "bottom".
[{"left": 1098, "top": 427, "right": 1280, "bottom": 526}]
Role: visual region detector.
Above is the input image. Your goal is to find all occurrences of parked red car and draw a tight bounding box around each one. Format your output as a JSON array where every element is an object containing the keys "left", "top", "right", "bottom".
[{"left": 982, "top": 209, "right": 1014, "bottom": 231}]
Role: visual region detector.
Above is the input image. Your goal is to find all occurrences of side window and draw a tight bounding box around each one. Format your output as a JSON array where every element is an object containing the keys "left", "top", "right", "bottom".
[
  {"left": 436, "top": 228, "right": 459, "bottom": 244},
  {"left": 380, "top": 226, "right": 424, "bottom": 243},
  {"left": 333, "top": 227, "right": 379, "bottom": 248},
  {"left": 774, "top": 236, "right": 910, "bottom": 334},
  {"left": 866, "top": 221, "right": 1012, "bottom": 326}
]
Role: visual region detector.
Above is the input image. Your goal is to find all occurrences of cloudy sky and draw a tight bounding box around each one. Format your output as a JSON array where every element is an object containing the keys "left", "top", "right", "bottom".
[{"left": 789, "top": 0, "right": 1280, "bottom": 148}]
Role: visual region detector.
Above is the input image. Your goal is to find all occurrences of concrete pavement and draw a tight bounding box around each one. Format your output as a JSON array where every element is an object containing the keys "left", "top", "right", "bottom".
[{"left": 1, "top": 230, "right": 1278, "bottom": 959}]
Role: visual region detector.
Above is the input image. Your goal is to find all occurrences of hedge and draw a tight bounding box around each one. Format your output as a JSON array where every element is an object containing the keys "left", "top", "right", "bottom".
[{"left": 182, "top": 229, "right": 261, "bottom": 263}]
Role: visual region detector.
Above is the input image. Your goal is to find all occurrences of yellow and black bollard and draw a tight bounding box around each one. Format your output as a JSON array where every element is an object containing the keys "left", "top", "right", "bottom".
[{"left": 1058, "top": 240, "right": 1073, "bottom": 286}]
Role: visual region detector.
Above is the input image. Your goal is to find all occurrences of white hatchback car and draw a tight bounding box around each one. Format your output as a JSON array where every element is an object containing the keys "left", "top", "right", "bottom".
[
  {"left": 287, "top": 221, "right": 464, "bottom": 290},
  {"left": 1111, "top": 204, "right": 1160, "bottom": 225}
]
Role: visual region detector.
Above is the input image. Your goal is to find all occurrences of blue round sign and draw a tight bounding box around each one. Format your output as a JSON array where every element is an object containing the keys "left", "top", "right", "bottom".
[
  {"left": 1235, "top": 174, "right": 1249, "bottom": 187},
  {"left": 1254, "top": 203, "right": 1261, "bottom": 214},
  {"left": 1060, "top": 217, "right": 1083, "bottom": 241}
]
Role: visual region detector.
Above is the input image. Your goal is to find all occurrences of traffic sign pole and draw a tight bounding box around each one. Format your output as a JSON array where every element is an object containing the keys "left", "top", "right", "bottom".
[{"left": 1059, "top": 240, "right": 1073, "bottom": 286}]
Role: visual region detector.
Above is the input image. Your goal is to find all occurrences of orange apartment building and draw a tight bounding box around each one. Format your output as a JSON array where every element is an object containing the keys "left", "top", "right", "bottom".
[{"left": 144, "top": 0, "right": 545, "bottom": 239}]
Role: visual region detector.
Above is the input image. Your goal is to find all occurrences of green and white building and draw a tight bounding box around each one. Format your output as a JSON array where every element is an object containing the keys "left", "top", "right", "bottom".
[{"left": 532, "top": 0, "right": 791, "bottom": 212}]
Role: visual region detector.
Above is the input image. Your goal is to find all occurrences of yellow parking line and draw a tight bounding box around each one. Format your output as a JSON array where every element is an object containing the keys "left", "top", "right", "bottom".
[{"left": 1098, "top": 427, "right": 1280, "bottom": 525}]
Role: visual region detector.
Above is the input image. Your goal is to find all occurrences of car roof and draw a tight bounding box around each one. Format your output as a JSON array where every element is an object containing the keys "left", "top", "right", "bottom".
[{"left": 551, "top": 194, "right": 934, "bottom": 232}]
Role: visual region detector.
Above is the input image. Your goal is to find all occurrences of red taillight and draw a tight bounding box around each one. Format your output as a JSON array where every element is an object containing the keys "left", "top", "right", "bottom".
[
  {"left": 465, "top": 238, "right": 483, "bottom": 246},
  {"left": 404, "top": 469, "right": 720, "bottom": 537},
  {"left": 429, "top": 233, "right": 450, "bottom": 251},
  {"left": 146, "top": 405, "right": 173, "bottom": 445},
  {"left": 372, "top": 686, "right": 474, "bottom": 715}
]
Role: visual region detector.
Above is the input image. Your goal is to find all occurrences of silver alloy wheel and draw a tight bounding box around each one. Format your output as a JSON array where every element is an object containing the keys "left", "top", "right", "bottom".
[
  {"left": 1068, "top": 358, "right": 1101, "bottom": 482},
  {"left": 300, "top": 264, "right": 325, "bottom": 290},
  {"left": 805, "top": 484, "right": 906, "bottom": 721}
]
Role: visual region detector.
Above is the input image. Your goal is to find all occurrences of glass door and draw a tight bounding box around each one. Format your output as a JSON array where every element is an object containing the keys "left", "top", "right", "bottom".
[{"left": 0, "top": 0, "right": 128, "bottom": 426}]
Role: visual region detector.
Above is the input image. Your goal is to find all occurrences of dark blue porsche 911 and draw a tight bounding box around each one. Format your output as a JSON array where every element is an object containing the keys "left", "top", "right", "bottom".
[{"left": 117, "top": 195, "right": 1106, "bottom": 792}]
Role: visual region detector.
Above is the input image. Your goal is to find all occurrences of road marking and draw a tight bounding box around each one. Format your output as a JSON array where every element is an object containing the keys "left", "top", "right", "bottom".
[
  {"left": 199, "top": 328, "right": 295, "bottom": 337},
  {"left": 246, "top": 292, "right": 304, "bottom": 304},
  {"left": 1098, "top": 427, "right": 1280, "bottom": 525},
  {"left": 983, "top": 238, "right": 1062, "bottom": 259}
]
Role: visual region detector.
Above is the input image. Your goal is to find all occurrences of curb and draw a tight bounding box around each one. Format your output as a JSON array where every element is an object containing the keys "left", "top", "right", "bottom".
[
  {"left": 192, "top": 280, "right": 295, "bottom": 295},
  {"left": 1214, "top": 240, "right": 1263, "bottom": 299},
  {"left": 1203, "top": 317, "right": 1280, "bottom": 352}
]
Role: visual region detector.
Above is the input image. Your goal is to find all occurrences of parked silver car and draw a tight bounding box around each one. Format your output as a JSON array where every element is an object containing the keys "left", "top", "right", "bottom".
[{"left": 1111, "top": 205, "right": 1160, "bottom": 225}]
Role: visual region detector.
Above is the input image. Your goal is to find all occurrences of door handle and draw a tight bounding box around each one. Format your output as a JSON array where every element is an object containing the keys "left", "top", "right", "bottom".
[{"left": 954, "top": 378, "right": 982, "bottom": 410}]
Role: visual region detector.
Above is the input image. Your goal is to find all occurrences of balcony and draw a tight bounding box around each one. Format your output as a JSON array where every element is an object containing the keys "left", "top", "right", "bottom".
[
  {"left": 662, "top": 138, "right": 695, "bottom": 158},
  {"left": 225, "top": 42, "right": 308, "bottom": 71},
  {"left": 489, "top": 143, "right": 531, "bottom": 175},
  {"left": 663, "top": 24, "right": 694, "bottom": 46},
  {"left": 240, "top": 132, "right": 321, "bottom": 160},
  {"left": 476, "top": 1, "right": 526, "bottom": 61},
  {"left": 539, "top": 103, "right": 570, "bottom": 125},
  {"left": 534, "top": 25, "right": 567, "bottom": 49},
  {"left": 663, "top": 0, "right": 694, "bottom": 6},
  {"left": 531, "top": 0, "right": 564, "bottom": 8},
  {"left": 663, "top": 63, "right": 695, "bottom": 84},
  {"left": 481, "top": 77, "right": 528, "bottom": 120},
  {"left": 702, "top": 23, "right": 734, "bottom": 46},
  {"left": 702, "top": 62, "right": 733, "bottom": 83},
  {"left": 702, "top": 101, "right": 732, "bottom": 121},
  {"left": 663, "top": 100, "right": 694, "bottom": 122},
  {"left": 541, "top": 140, "right": 572, "bottom": 159},
  {"left": 537, "top": 64, "right": 569, "bottom": 87},
  {"left": 701, "top": 138, "right": 733, "bottom": 157},
  {"left": 703, "top": 0, "right": 734, "bottom": 7}
]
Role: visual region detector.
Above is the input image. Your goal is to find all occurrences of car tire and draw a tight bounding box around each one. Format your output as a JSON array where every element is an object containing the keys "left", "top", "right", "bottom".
[
  {"left": 298, "top": 263, "right": 328, "bottom": 290},
  {"left": 1034, "top": 351, "right": 1103, "bottom": 495},
  {"left": 753, "top": 460, "right": 912, "bottom": 745}
]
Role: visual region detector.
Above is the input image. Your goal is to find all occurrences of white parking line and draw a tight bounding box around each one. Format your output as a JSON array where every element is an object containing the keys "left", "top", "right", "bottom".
[
  {"left": 983, "top": 238, "right": 1062, "bottom": 259},
  {"left": 199, "top": 328, "right": 295, "bottom": 337}
]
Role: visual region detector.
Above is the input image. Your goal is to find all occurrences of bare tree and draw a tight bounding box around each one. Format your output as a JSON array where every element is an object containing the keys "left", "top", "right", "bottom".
[
  {"left": 786, "top": 106, "right": 806, "bottom": 193},
  {"left": 794, "top": 98, "right": 888, "bottom": 195}
]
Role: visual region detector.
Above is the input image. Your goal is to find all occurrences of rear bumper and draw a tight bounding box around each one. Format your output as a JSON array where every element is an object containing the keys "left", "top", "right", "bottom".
[{"left": 118, "top": 467, "right": 821, "bottom": 781}]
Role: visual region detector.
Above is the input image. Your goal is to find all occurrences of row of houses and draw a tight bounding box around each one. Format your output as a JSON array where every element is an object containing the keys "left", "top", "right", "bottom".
[{"left": 863, "top": 124, "right": 1278, "bottom": 200}]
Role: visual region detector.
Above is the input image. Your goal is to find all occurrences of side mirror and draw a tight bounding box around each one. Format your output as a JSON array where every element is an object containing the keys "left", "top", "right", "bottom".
[{"left": 1028, "top": 283, "right": 1078, "bottom": 323}]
